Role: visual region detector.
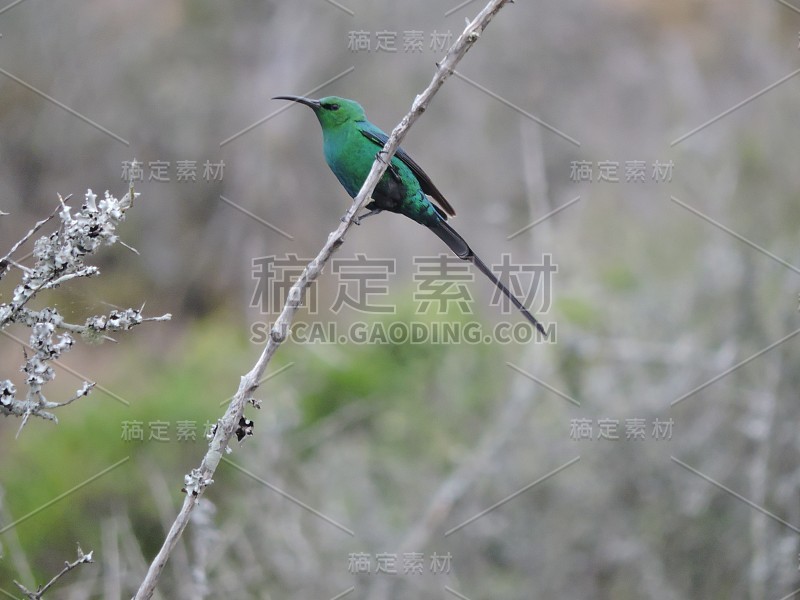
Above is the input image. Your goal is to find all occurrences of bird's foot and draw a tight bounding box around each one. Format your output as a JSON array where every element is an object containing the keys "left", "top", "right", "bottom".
[
  {"left": 356, "top": 208, "right": 383, "bottom": 223},
  {"left": 342, "top": 208, "right": 383, "bottom": 226},
  {"left": 342, "top": 214, "right": 361, "bottom": 226},
  {"left": 375, "top": 151, "right": 401, "bottom": 183},
  {"left": 387, "top": 163, "right": 402, "bottom": 184}
]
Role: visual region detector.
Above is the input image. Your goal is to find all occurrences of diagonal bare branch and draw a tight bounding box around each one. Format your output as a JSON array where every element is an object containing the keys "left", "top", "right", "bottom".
[
  {"left": 132, "top": 2, "right": 515, "bottom": 597},
  {"left": 13, "top": 545, "right": 94, "bottom": 600}
]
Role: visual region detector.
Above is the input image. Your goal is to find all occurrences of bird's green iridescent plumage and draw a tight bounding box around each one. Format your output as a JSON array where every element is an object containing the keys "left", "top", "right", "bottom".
[
  {"left": 315, "top": 96, "right": 443, "bottom": 227},
  {"left": 272, "top": 94, "right": 547, "bottom": 335}
]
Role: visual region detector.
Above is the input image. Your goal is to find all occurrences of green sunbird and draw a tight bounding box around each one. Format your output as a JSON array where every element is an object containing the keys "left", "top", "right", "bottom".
[{"left": 273, "top": 95, "right": 546, "bottom": 336}]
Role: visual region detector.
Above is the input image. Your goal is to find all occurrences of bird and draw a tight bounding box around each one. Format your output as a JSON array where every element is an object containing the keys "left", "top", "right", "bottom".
[{"left": 273, "top": 95, "right": 547, "bottom": 336}]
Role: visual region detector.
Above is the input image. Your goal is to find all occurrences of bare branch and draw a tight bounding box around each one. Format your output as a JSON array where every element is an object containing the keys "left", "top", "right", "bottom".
[
  {"left": 13, "top": 544, "right": 94, "bottom": 599},
  {"left": 132, "top": 2, "right": 513, "bottom": 597}
]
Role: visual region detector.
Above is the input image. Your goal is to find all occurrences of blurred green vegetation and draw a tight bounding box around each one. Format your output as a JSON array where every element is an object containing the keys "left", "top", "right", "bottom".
[
  {"left": 0, "top": 315, "right": 254, "bottom": 580},
  {"left": 0, "top": 304, "right": 519, "bottom": 584}
]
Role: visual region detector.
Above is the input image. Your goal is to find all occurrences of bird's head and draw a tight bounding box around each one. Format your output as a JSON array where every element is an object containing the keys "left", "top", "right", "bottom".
[{"left": 272, "top": 95, "right": 366, "bottom": 129}]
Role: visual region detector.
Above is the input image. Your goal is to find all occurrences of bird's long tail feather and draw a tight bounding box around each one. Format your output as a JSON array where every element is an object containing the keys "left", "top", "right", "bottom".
[{"left": 429, "top": 220, "right": 547, "bottom": 337}]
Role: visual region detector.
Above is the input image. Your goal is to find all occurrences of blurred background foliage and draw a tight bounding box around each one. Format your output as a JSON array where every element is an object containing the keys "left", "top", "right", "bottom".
[{"left": 0, "top": 0, "right": 799, "bottom": 598}]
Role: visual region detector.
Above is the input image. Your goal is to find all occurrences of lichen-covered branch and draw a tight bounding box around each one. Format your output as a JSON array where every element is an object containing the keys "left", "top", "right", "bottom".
[{"left": 0, "top": 181, "right": 171, "bottom": 427}]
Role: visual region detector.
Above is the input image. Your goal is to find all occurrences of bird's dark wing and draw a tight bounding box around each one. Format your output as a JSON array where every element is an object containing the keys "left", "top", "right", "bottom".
[{"left": 358, "top": 123, "right": 456, "bottom": 218}]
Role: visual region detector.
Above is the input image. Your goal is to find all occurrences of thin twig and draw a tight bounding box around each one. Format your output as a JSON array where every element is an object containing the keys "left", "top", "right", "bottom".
[
  {"left": 13, "top": 306, "right": 171, "bottom": 336},
  {"left": 13, "top": 544, "right": 93, "bottom": 599},
  {"left": 0, "top": 199, "right": 65, "bottom": 280},
  {"left": 132, "top": 2, "right": 513, "bottom": 598}
]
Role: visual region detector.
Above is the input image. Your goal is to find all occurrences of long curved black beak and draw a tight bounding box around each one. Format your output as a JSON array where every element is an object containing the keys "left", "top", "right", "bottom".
[{"left": 272, "top": 95, "right": 321, "bottom": 110}]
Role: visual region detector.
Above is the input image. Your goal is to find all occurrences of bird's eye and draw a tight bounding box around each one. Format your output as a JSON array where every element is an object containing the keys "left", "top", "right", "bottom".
[{"left": 327, "top": 103, "right": 340, "bottom": 111}]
